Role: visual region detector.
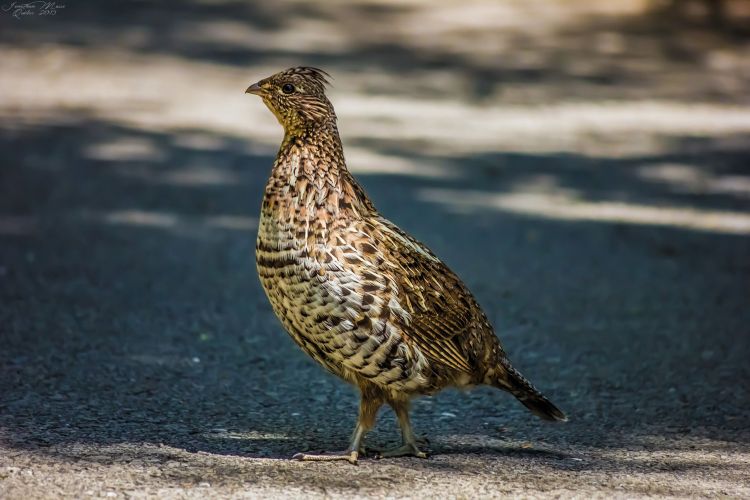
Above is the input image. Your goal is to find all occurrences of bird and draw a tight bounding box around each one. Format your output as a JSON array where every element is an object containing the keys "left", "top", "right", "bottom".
[{"left": 246, "top": 67, "right": 566, "bottom": 464}]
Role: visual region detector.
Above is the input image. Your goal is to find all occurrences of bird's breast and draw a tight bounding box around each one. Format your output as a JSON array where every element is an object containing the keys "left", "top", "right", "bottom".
[{"left": 255, "top": 204, "right": 432, "bottom": 392}]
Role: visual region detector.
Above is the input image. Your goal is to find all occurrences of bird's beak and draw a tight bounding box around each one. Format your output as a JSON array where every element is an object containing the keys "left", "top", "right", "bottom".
[{"left": 245, "top": 82, "right": 264, "bottom": 96}]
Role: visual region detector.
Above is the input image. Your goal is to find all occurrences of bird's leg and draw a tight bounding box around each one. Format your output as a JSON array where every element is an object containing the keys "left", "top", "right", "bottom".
[
  {"left": 292, "top": 391, "right": 382, "bottom": 465},
  {"left": 376, "top": 401, "right": 429, "bottom": 459}
]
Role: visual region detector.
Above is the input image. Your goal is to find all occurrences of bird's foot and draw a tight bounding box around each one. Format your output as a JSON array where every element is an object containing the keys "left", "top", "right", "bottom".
[
  {"left": 292, "top": 449, "right": 360, "bottom": 465},
  {"left": 375, "top": 441, "right": 429, "bottom": 459}
]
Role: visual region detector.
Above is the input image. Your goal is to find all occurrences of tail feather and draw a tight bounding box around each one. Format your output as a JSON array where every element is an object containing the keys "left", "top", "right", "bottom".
[{"left": 495, "top": 360, "right": 568, "bottom": 422}]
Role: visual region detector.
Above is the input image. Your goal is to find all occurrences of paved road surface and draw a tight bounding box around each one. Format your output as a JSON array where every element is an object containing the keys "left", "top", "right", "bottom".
[{"left": 1, "top": 1, "right": 749, "bottom": 497}]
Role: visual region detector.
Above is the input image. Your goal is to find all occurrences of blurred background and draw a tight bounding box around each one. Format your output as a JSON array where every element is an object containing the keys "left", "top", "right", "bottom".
[{"left": 1, "top": 0, "right": 749, "bottom": 497}]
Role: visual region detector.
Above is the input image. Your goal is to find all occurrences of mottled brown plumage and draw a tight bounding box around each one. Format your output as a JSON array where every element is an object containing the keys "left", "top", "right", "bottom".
[{"left": 246, "top": 67, "right": 566, "bottom": 463}]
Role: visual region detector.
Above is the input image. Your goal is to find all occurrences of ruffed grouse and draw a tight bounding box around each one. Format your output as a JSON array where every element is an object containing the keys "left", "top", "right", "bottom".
[{"left": 246, "top": 67, "right": 566, "bottom": 464}]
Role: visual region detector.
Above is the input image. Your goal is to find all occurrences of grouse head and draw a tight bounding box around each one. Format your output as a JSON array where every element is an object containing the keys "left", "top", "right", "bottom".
[{"left": 246, "top": 66, "right": 334, "bottom": 132}]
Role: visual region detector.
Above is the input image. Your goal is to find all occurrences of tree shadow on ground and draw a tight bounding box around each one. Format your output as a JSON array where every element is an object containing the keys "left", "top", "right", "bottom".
[
  {"left": 2, "top": 2, "right": 749, "bottom": 496},
  {"left": 1, "top": 112, "right": 748, "bottom": 480},
  {"left": 1, "top": 0, "right": 749, "bottom": 103}
]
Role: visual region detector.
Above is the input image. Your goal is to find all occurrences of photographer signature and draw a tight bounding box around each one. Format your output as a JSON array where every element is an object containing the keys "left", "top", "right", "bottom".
[{"left": 2, "top": 1, "right": 66, "bottom": 19}]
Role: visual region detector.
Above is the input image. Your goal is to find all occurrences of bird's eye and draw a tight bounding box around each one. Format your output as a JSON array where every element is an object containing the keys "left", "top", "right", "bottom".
[{"left": 281, "top": 83, "right": 295, "bottom": 94}]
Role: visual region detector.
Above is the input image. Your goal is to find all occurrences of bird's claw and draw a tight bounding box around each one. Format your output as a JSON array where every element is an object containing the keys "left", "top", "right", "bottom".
[{"left": 292, "top": 450, "right": 360, "bottom": 465}]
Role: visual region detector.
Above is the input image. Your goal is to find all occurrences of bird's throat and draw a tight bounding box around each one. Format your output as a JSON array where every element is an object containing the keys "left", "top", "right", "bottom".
[{"left": 264, "top": 122, "right": 371, "bottom": 220}]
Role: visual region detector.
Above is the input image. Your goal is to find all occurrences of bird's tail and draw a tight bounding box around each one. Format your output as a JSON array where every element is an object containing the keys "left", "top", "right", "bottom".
[{"left": 492, "top": 359, "right": 568, "bottom": 422}]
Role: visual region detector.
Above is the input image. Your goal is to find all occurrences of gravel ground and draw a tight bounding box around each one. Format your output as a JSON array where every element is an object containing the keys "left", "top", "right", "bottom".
[{"left": 1, "top": 1, "right": 750, "bottom": 498}]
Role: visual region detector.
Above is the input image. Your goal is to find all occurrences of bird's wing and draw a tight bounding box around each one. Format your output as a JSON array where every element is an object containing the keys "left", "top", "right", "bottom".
[{"left": 374, "top": 218, "right": 478, "bottom": 373}]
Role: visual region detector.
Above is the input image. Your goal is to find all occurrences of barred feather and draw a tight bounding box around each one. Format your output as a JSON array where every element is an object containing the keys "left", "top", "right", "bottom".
[{"left": 250, "top": 66, "right": 567, "bottom": 423}]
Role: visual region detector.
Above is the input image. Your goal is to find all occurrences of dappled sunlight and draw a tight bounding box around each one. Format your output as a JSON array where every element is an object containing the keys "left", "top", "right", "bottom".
[
  {"left": 339, "top": 98, "right": 750, "bottom": 157},
  {"left": 172, "top": 131, "right": 232, "bottom": 152},
  {"left": 85, "top": 136, "right": 166, "bottom": 162},
  {"left": 184, "top": 17, "right": 351, "bottom": 55},
  {"left": 419, "top": 187, "right": 750, "bottom": 235},
  {"left": 202, "top": 429, "right": 293, "bottom": 442},
  {"left": 103, "top": 210, "right": 180, "bottom": 228},
  {"left": 97, "top": 209, "right": 257, "bottom": 236},
  {"left": 114, "top": 164, "right": 243, "bottom": 187},
  {"left": 158, "top": 166, "right": 242, "bottom": 187},
  {"left": 638, "top": 162, "right": 750, "bottom": 198},
  {"left": 205, "top": 214, "right": 261, "bottom": 231},
  {"left": 588, "top": 440, "right": 750, "bottom": 497},
  {"left": 3, "top": 44, "right": 750, "bottom": 161},
  {"left": 2, "top": 0, "right": 750, "bottom": 172},
  {"left": 345, "top": 146, "right": 457, "bottom": 178},
  {"left": 2, "top": 1, "right": 750, "bottom": 497}
]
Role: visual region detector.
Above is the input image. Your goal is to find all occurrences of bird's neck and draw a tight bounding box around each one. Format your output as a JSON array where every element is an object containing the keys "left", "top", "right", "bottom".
[{"left": 265, "top": 121, "right": 374, "bottom": 218}]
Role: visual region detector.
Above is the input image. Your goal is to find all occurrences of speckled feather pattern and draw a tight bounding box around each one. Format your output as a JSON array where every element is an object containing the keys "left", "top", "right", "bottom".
[{"left": 252, "top": 67, "right": 565, "bottom": 421}]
